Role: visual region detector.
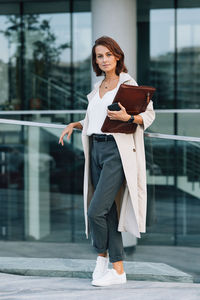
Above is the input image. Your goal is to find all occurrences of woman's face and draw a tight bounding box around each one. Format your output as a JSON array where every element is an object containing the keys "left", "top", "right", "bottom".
[{"left": 95, "top": 45, "right": 119, "bottom": 74}]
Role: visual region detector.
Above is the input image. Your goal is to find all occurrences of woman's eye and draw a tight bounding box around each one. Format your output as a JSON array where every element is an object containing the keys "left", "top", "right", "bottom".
[{"left": 107, "top": 53, "right": 112, "bottom": 56}]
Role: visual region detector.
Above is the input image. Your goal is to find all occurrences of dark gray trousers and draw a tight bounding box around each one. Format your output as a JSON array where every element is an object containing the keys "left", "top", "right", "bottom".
[{"left": 87, "top": 135, "right": 125, "bottom": 263}]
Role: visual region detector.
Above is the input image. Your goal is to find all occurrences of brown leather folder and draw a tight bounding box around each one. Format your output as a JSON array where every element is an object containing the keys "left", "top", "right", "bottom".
[{"left": 101, "top": 84, "right": 156, "bottom": 134}]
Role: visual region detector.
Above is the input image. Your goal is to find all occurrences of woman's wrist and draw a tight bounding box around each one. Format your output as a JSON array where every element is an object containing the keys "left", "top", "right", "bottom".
[
  {"left": 132, "top": 115, "right": 143, "bottom": 125},
  {"left": 124, "top": 114, "right": 131, "bottom": 122},
  {"left": 66, "top": 123, "right": 74, "bottom": 129},
  {"left": 72, "top": 121, "right": 83, "bottom": 130}
]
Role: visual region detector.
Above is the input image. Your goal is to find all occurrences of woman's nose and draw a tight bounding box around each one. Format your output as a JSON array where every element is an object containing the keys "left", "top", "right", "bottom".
[{"left": 103, "top": 56, "right": 108, "bottom": 62}]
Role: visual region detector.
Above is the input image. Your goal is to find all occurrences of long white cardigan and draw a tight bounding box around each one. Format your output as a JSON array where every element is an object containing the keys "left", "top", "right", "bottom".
[{"left": 80, "top": 72, "right": 155, "bottom": 239}]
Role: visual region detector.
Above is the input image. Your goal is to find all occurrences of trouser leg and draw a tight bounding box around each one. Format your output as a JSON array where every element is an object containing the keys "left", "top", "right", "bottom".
[
  {"left": 106, "top": 200, "right": 124, "bottom": 262},
  {"left": 88, "top": 139, "right": 125, "bottom": 263}
]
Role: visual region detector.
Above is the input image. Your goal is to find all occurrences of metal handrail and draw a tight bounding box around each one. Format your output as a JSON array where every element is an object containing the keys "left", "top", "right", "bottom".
[
  {"left": 0, "top": 109, "right": 200, "bottom": 115},
  {"left": 1, "top": 118, "right": 200, "bottom": 143},
  {"left": 0, "top": 110, "right": 86, "bottom": 115},
  {"left": 155, "top": 109, "right": 200, "bottom": 113}
]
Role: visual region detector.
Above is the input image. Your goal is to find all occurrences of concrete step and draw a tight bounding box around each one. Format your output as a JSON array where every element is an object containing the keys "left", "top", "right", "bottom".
[{"left": 0, "top": 257, "right": 193, "bottom": 283}]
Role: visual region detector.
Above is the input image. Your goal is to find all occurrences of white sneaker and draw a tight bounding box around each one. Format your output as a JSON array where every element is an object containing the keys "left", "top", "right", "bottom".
[
  {"left": 92, "top": 268, "right": 127, "bottom": 286},
  {"left": 92, "top": 256, "right": 109, "bottom": 280}
]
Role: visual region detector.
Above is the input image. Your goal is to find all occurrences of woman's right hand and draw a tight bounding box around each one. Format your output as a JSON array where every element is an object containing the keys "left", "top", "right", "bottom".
[{"left": 59, "top": 123, "right": 74, "bottom": 146}]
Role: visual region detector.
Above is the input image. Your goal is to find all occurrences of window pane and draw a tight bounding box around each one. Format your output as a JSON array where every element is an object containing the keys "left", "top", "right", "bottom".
[
  {"left": 0, "top": 1, "right": 91, "bottom": 111},
  {"left": 177, "top": 6, "right": 200, "bottom": 108}
]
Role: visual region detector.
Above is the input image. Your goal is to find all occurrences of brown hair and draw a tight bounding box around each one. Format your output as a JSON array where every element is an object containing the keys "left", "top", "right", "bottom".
[{"left": 92, "top": 36, "right": 128, "bottom": 76}]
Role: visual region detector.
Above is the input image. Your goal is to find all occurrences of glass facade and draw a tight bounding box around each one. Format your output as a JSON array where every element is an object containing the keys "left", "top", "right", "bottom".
[
  {"left": 137, "top": 1, "right": 200, "bottom": 252},
  {"left": 137, "top": 0, "right": 200, "bottom": 109},
  {"left": 0, "top": 1, "right": 91, "bottom": 111},
  {"left": 0, "top": 0, "right": 91, "bottom": 243}
]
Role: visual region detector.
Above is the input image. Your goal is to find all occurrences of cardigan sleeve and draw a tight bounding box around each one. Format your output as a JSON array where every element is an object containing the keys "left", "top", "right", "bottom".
[
  {"left": 79, "top": 118, "right": 85, "bottom": 127},
  {"left": 138, "top": 100, "right": 155, "bottom": 131},
  {"left": 125, "top": 78, "right": 155, "bottom": 130}
]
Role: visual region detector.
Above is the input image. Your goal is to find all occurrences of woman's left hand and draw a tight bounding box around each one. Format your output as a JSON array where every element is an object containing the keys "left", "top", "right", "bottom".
[{"left": 107, "top": 102, "right": 131, "bottom": 122}]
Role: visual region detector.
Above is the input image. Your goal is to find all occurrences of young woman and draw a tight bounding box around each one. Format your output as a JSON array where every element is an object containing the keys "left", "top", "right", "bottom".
[{"left": 59, "top": 36, "right": 155, "bottom": 287}]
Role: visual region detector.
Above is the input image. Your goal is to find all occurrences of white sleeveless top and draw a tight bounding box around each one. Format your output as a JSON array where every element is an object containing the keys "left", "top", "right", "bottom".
[{"left": 87, "top": 84, "right": 119, "bottom": 136}]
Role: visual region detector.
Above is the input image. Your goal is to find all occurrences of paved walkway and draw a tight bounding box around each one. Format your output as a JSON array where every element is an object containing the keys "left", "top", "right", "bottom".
[
  {"left": 0, "top": 242, "right": 199, "bottom": 299},
  {"left": 0, "top": 242, "right": 199, "bottom": 282},
  {"left": 0, "top": 273, "right": 199, "bottom": 300}
]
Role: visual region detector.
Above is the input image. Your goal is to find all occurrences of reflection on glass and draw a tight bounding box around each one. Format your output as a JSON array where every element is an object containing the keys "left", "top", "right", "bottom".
[
  {"left": 177, "top": 7, "right": 200, "bottom": 108},
  {"left": 144, "top": 137, "right": 200, "bottom": 246},
  {"left": 24, "top": 13, "right": 71, "bottom": 110},
  {"left": 149, "top": 112, "right": 200, "bottom": 137},
  {"left": 73, "top": 12, "right": 92, "bottom": 102},
  {"left": 149, "top": 8, "right": 175, "bottom": 109},
  {"left": 0, "top": 122, "right": 200, "bottom": 247},
  {"left": 0, "top": 1, "right": 91, "bottom": 111},
  {"left": 0, "top": 124, "right": 85, "bottom": 242},
  {"left": 137, "top": 1, "right": 200, "bottom": 109},
  {"left": 0, "top": 15, "right": 20, "bottom": 110}
]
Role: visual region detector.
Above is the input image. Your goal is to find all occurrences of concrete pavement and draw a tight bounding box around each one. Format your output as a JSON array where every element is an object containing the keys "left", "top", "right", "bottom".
[
  {"left": 0, "top": 273, "right": 199, "bottom": 300},
  {"left": 0, "top": 242, "right": 199, "bottom": 282}
]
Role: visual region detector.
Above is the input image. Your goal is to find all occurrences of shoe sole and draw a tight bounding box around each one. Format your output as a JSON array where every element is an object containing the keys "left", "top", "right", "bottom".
[{"left": 92, "top": 280, "right": 127, "bottom": 287}]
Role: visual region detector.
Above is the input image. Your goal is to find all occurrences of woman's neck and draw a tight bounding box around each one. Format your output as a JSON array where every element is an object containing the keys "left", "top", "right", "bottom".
[{"left": 105, "top": 70, "right": 119, "bottom": 80}]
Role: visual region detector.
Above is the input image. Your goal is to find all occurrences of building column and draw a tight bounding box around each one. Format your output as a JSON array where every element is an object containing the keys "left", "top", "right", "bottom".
[
  {"left": 91, "top": 0, "right": 137, "bottom": 84},
  {"left": 91, "top": 0, "right": 137, "bottom": 247}
]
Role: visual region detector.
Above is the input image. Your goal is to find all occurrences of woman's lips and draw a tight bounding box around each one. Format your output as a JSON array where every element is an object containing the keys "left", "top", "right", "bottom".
[{"left": 103, "top": 64, "right": 110, "bottom": 67}]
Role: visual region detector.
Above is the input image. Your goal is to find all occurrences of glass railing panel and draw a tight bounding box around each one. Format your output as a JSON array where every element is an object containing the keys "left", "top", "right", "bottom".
[
  {"left": 150, "top": 111, "right": 200, "bottom": 137},
  {"left": 177, "top": 113, "right": 200, "bottom": 137},
  {"left": 144, "top": 136, "right": 200, "bottom": 246},
  {"left": 150, "top": 112, "right": 174, "bottom": 135},
  {"left": 0, "top": 120, "right": 200, "bottom": 248},
  {"left": 0, "top": 123, "right": 85, "bottom": 243}
]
